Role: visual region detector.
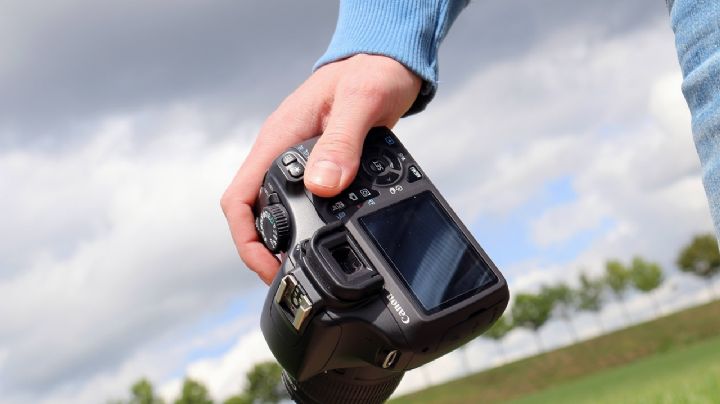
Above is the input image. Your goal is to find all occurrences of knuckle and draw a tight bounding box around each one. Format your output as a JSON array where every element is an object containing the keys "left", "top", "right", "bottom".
[
  {"left": 220, "top": 189, "right": 246, "bottom": 218},
  {"left": 238, "top": 245, "right": 251, "bottom": 261},
  {"left": 237, "top": 238, "right": 257, "bottom": 264},
  {"left": 262, "top": 110, "right": 285, "bottom": 133},
  {"left": 220, "top": 191, "right": 232, "bottom": 215},
  {"left": 239, "top": 254, "right": 256, "bottom": 272},
  {"left": 339, "top": 80, "right": 389, "bottom": 109}
]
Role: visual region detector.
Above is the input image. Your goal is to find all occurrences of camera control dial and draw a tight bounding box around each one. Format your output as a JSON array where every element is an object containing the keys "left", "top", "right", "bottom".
[
  {"left": 361, "top": 147, "right": 403, "bottom": 187},
  {"left": 259, "top": 204, "right": 291, "bottom": 253}
]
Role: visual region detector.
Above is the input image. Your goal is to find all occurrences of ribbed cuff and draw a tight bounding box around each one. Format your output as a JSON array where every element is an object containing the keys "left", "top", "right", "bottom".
[{"left": 314, "top": 0, "right": 468, "bottom": 114}]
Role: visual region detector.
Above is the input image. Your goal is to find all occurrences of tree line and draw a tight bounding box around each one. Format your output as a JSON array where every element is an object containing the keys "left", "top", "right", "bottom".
[
  {"left": 111, "top": 361, "right": 286, "bottom": 404},
  {"left": 482, "top": 233, "right": 720, "bottom": 356},
  {"left": 113, "top": 233, "right": 720, "bottom": 403}
]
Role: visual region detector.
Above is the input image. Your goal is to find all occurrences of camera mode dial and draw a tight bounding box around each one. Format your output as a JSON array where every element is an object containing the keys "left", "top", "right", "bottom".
[{"left": 259, "top": 204, "right": 290, "bottom": 253}]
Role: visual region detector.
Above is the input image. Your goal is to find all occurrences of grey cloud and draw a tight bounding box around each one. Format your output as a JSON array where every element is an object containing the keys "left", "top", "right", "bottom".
[
  {"left": 0, "top": 0, "right": 335, "bottom": 147},
  {"left": 438, "top": 0, "right": 670, "bottom": 96},
  {"left": 0, "top": 0, "right": 670, "bottom": 149}
]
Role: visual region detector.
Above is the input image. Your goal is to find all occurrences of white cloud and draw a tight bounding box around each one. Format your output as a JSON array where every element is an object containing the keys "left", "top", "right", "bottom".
[
  {"left": 531, "top": 194, "right": 609, "bottom": 247},
  {"left": 397, "top": 20, "right": 685, "bottom": 217},
  {"left": 0, "top": 107, "right": 266, "bottom": 401},
  {"left": 394, "top": 19, "right": 710, "bottom": 292},
  {"left": 159, "top": 328, "right": 274, "bottom": 402}
]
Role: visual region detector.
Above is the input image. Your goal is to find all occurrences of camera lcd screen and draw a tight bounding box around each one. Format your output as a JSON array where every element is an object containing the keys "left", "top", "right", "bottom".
[{"left": 359, "top": 191, "right": 497, "bottom": 313}]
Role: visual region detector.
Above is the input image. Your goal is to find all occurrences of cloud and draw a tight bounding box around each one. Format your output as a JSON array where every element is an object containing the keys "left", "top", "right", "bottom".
[
  {"left": 0, "top": 107, "right": 264, "bottom": 398},
  {"left": 7, "top": 311, "right": 263, "bottom": 404},
  {"left": 531, "top": 194, "right": 609, "bottom": 248},
  {"left": 0, "top": 0, "right": 670, "bottom": 148},
  {"left": 399, "top": 18, "right": 682, "bottom": 210},
  {"left": 439, "top": 0, "right": 668, "bottom": 95},
  {"left": 0, "top": 0, "right": 336, "bottom": 145},
  {"left": 159, "top": 328, "right": 274, "bottom": 402},
  {"left": 392, "top": 17, "right": 709, "bottom": 286}
]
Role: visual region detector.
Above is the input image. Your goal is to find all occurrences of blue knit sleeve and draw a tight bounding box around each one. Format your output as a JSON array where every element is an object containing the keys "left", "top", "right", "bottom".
[{"left": 314, "top": 0, "right": 470, "bottom": 114}]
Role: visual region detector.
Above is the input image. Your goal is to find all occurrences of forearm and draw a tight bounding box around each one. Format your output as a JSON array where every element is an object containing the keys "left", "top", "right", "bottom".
[
  {"left": 315, "top": 0, "right": 470, "bottom": 114},
  {"left": 669, "top": 0, "right": 720, "bottom": 234}
]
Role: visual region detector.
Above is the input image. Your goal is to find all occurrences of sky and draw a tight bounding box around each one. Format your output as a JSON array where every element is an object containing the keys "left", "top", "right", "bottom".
[{"left": 0, "top": 0, "right": 715, "bottom": 403}]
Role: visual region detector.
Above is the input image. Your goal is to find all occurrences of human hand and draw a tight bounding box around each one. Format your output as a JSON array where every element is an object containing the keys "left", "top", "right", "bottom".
[{"left": 221, "top": 54, "right": 422, "bottom": 284}]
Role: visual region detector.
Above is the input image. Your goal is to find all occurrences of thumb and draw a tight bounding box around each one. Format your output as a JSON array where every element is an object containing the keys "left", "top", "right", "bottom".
[{"left": 304, "top": 100, "right": 376, "bottom": 197}]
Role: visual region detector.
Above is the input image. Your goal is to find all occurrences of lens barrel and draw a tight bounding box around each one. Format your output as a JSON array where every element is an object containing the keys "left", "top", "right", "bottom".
[{"left": 282, "top": 367, "right": 404, "bottom": 404}]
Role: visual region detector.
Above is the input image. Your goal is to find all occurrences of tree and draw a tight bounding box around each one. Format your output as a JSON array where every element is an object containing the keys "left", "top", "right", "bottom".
[
  {"left": 575, "top": 272, "right": 606, "bottom": 333},
  {"left": 677, "top": 233, "right": 720, "bottom": 299},
  {"left": 511, "top": 293, "right": 553, "bottom": 353},
  {"left": 483, "top": 315, "right": 513, "bottom": 363},
  {"left": 174, "top": 378, "right": 213, "bottom": 404},
  {"left": 227, "top": 361, "right": 286, "bottom": 404},
  {"left": 604, "top": 259, "right": 632, "bottom": 322},
  {"left": 630, "top": 257, "right": 664, "bottom": 316},
  {"left": 121, "top": 378, "right": 164, "bottom": 404},
  {"left": 223, "top": 396, "right": 251, "bottom": 404},
  {"left": 541, "top": 283, "right": 579, "bottom": 343}
]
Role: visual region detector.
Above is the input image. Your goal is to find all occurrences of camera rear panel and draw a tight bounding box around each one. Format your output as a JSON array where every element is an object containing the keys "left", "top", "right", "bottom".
[{"left": 257, "top": 127, "right": 509, "bottom": 379}]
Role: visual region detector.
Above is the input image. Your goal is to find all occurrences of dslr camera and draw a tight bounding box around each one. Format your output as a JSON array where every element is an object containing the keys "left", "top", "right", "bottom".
[{"left": 254, "top": 127, "right": 509, "bottom": 404}]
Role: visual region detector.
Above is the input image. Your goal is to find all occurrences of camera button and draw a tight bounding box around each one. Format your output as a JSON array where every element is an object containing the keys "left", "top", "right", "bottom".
[
  {"left": 257, "top": 187, "right": 281, "bottom": 208},
  {"left": 383, "top": 134, "right": 398, "bottom": 147},
  {"left": 329, "top": 200, "right": 347, "bottom": 214},
  {"left": 357, "top": 188, "right": 378, "bottom": 201},
  {"left": 286, "top": 162, "right": 304, "bottom": 178},
  {"left": 382, "top": 149, "right": 402, "bottom": 170},
  {"left": 407, "top": 165, "right": 423, "bottom": 183},
  {"left": 369, "top": 158, "right": 386, "bottom": 174},
  {"left": 281, "top": 153, "right": 297, "bottom": 166},
  {"left": 376, "top": 171, "right": 400, "bottom": 186},
  {"left": 361, "top": 147, "right": 384, "bottom": 177},
  {"left": 346, "top": 191, "right": 361, "bottom": 205}
]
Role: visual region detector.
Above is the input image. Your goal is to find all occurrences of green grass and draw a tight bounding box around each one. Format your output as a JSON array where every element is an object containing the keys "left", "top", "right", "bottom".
[
  {"left": 510, "top": 335, "right": 720, "bottom": 404},
  {"left": 391, "top": 300, "right": 720, "bottom": 404}
]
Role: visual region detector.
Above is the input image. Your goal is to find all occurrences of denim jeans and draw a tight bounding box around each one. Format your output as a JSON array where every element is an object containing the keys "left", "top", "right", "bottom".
[{"left": 670, "top": 0, "right": 720, "bottom": 235}]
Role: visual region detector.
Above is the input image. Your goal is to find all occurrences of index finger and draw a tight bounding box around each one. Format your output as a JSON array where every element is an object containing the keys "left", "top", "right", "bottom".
[{"left": 221, "top": 91, "right": 326, "bottom": 283}]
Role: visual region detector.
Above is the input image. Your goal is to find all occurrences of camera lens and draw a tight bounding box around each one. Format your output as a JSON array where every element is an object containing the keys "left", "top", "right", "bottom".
[{"left": 282, "top": 367, "right": 403, "bottom": 404}]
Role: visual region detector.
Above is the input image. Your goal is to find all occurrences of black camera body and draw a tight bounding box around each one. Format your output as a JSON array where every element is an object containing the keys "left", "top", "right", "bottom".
[{"left": 255, "top": 127, "right": 509, "bottom": 403}]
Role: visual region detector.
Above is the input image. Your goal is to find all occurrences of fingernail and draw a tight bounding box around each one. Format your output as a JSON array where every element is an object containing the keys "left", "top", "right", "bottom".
[{"left": 308, "top": 160, "right": 342, "bottom": 189}]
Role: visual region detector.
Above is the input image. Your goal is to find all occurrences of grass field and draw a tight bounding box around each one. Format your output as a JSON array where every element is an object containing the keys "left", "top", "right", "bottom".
[
  {"left": 391, "top": 300, "right": 720, "bottom": 404},
  {"left": 510, "top": 335, "right": 720, "bottom": 404}
]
